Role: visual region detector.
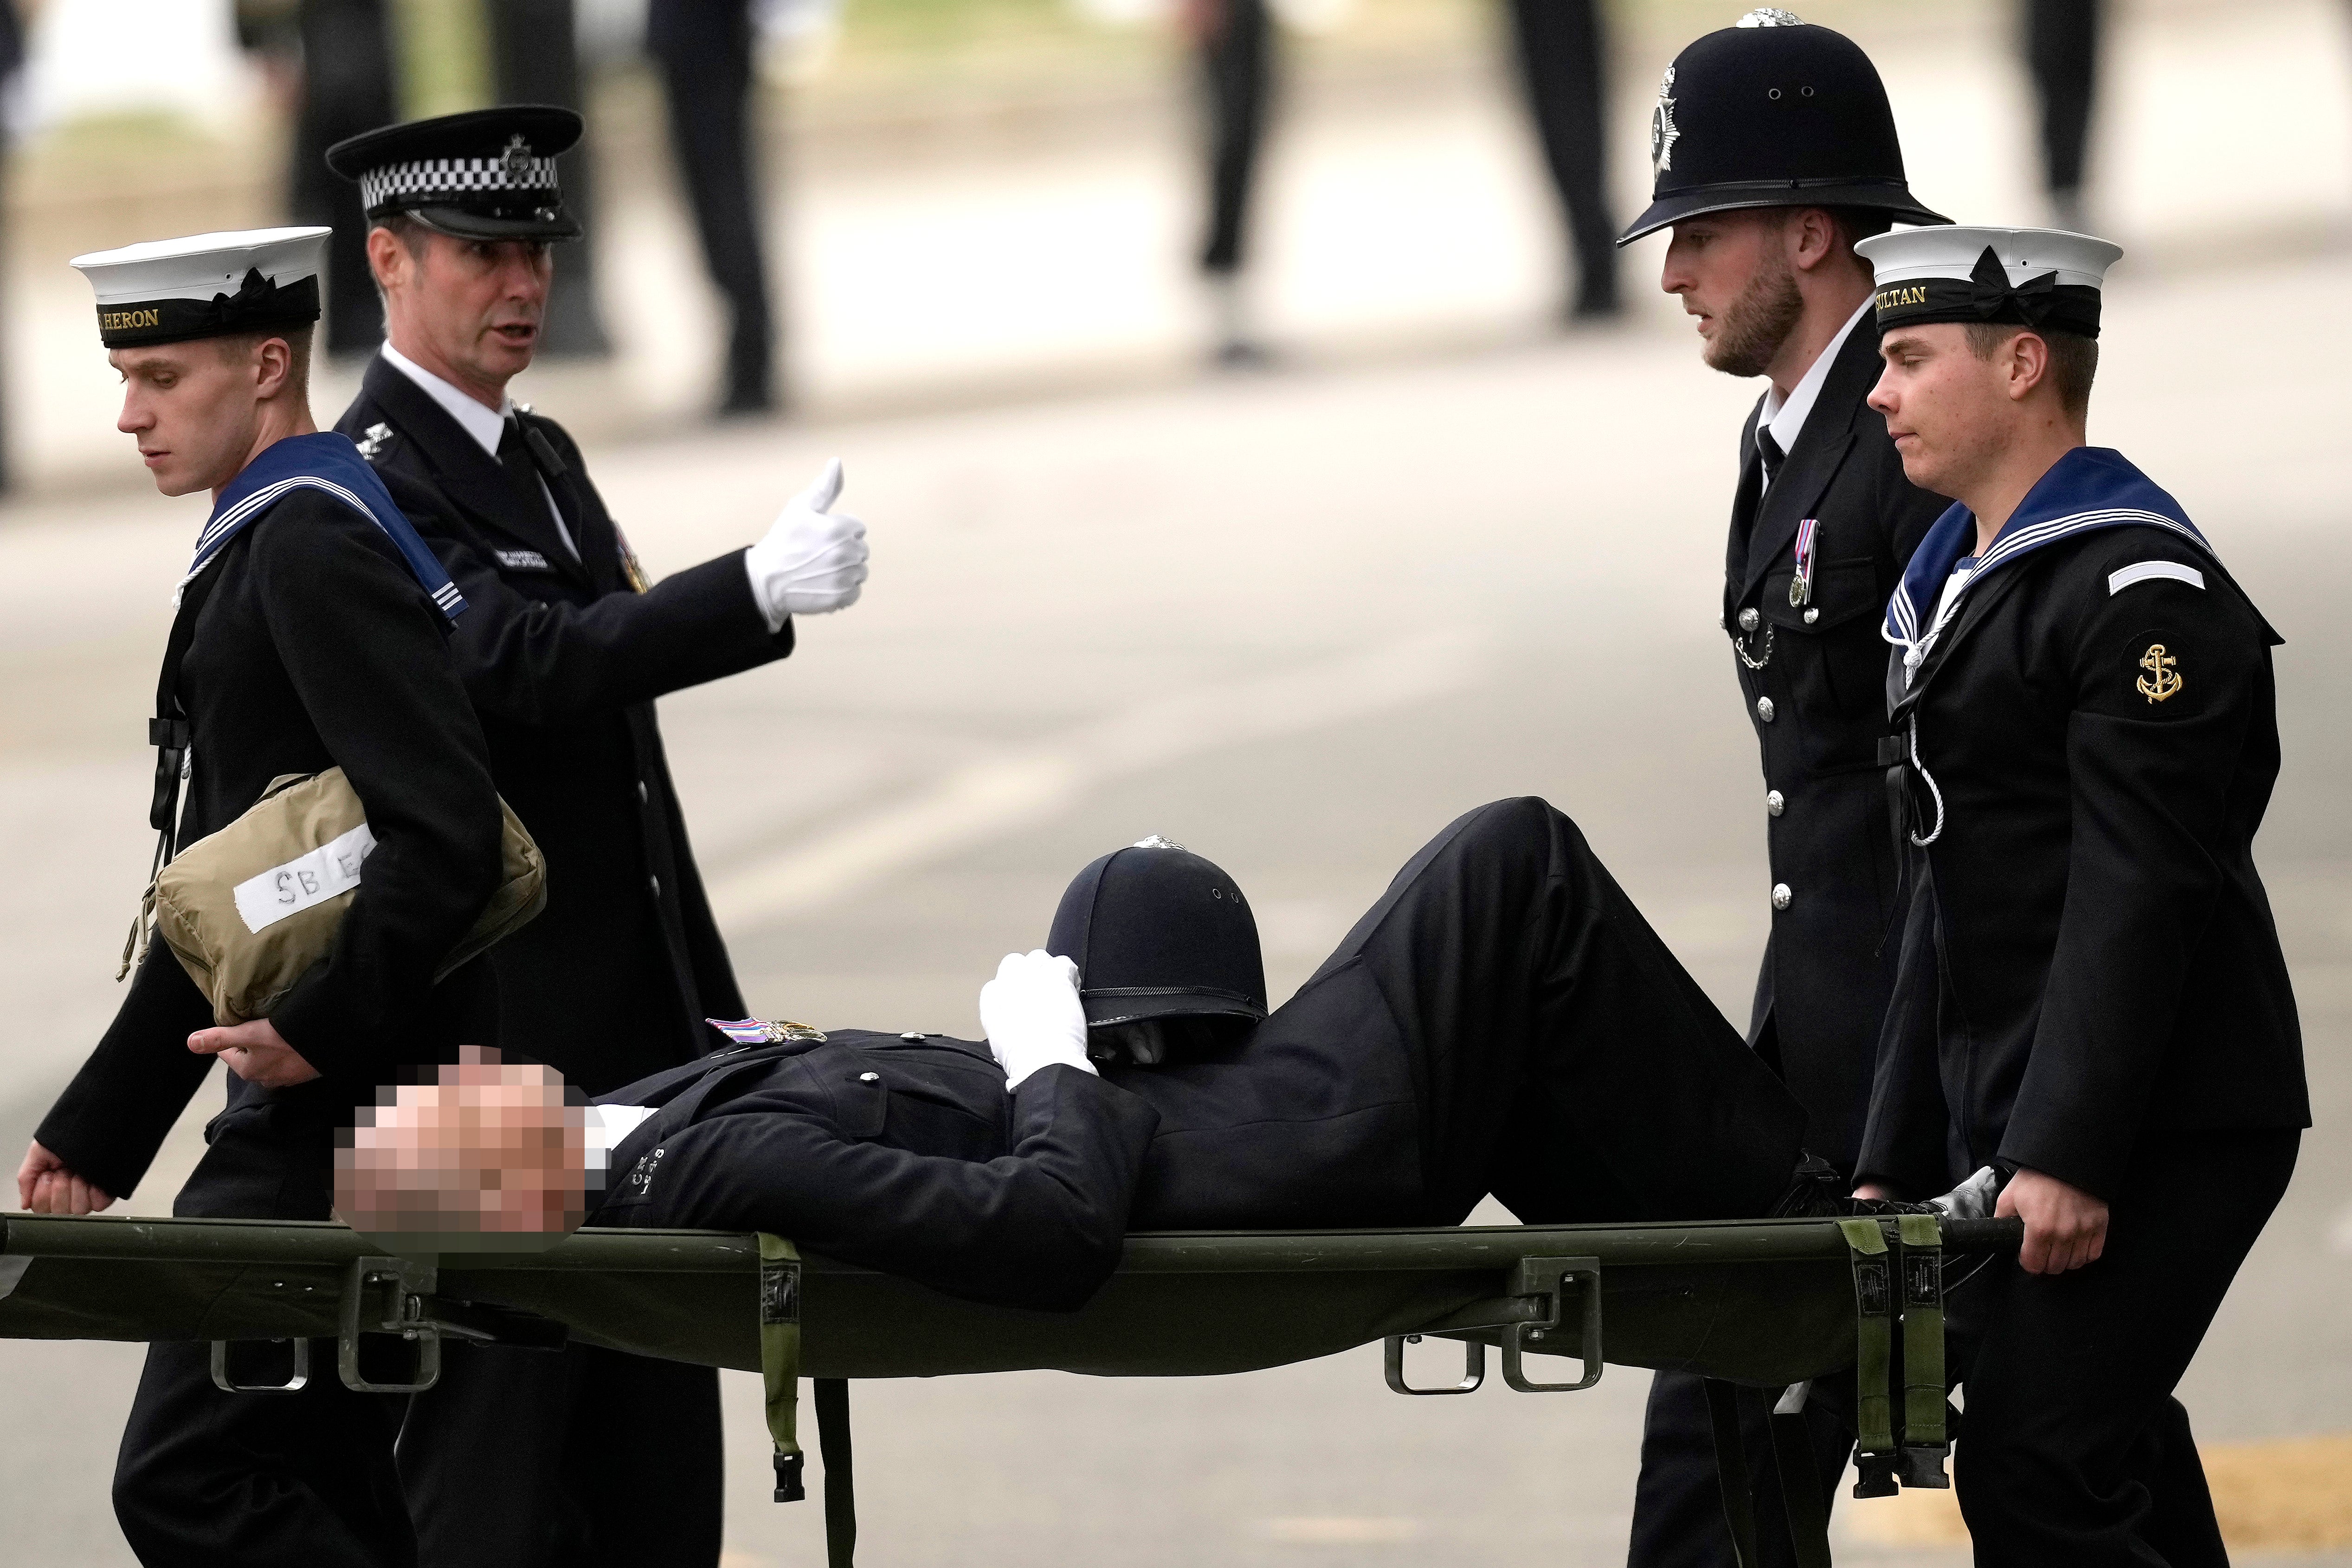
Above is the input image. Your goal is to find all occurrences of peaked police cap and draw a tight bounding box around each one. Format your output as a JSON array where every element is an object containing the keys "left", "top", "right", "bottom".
[
  {"left": 1618, "top": 10, "right": 1948, "bottom": 245},
  {"left": 326, "top": 106, "right": 585, "bottom": 242},
  {"left": 1048, "top": 837, "right": 1269, "bottom": 1029}
]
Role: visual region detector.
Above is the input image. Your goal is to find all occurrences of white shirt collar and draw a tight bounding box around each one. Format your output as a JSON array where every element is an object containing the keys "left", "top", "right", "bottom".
[
  {"left": 379, "top": 341, "right": 512, "bottom": 460},
  {"left": 1757, "top": 295, "right": 1874, "bottom": 470}
]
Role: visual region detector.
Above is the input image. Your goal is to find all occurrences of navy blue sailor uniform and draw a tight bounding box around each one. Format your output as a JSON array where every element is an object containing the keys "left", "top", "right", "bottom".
[
  {"left": 34, "top": 433, "right": 506, "bottom": 1568},
  {"left": 1856, "top": 447, "right": 2307, "bottom": 1564}
]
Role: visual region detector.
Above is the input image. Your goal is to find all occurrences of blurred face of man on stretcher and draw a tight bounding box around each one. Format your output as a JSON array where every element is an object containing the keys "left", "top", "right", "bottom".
[{"left": 335, "top": 1047, "right": 592, "bottom": 1251}]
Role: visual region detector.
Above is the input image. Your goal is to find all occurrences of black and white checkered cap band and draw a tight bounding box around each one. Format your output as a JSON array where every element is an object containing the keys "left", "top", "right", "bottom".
[{"left": 360, "top": 154, "right": 561, "bottom": 212}]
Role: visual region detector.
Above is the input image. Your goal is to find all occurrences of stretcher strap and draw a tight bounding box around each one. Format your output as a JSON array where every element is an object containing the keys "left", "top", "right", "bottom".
[
  {"left": 817, "top": 1378, "right": 857, "bottom": 1568},
  {"left": 1702, "top": 1379, "right": 1762, "bottom": 1568},
  {"left": 758, "top": 1234, "right": 805, "bottom": 1503},
  {"left": 1767, "top": 1387, "right": 1834, "bottom": 1568},
  {"left": 1896, "top": 1214, "right": 1945, "bottom": 1447},
  {"left": 1895, "top": 1213, "right": 1951, "bottom": 1486},
  {"left": 1837, "top": 1218, "right": 1898, "bottom": 1497}
]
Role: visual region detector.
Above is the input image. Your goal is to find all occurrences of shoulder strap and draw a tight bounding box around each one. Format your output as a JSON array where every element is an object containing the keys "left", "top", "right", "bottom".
[{"left": 148, "top": 561, "right": 228, "bottom": 845}]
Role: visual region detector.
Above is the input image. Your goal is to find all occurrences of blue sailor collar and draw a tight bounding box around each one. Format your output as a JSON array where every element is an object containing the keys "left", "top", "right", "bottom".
[
  {"left": 187, "top": 431, "right": 464, "bottom": 623},
  {"left": 1883, "top": 446, "right": 2212, "bottom": 682}
]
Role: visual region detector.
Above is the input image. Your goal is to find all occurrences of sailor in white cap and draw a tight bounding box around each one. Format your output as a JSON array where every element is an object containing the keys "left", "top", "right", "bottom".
[
  {"left": 1850, "top": 226, "right": 2307, "bottom": 1562},
  {"left": 17, "top": 227, "right": 507, "bottom": 1566}
]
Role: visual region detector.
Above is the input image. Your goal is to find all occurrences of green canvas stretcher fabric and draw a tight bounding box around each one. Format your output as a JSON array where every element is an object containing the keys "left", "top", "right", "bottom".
[{"left": 0, "top": 1215, "right": 1901, "bottom": 1388}]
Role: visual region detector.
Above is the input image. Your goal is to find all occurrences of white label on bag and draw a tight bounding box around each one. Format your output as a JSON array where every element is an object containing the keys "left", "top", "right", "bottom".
[{"left": 232, "top": 823, "right": 378, "bottom": 934}]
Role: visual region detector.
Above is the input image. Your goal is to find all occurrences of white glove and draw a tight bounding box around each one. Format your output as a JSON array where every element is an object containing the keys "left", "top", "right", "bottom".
[
  {"left": 744, "top": 457, "right": 869, "bottom": 630},
  {"left": 978, "top": 950, "right": 1096, "bottom": 1091}
]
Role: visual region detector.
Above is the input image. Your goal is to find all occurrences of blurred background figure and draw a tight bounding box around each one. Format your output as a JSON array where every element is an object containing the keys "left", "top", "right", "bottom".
[
  {"left": 2023, "top": 0, "right": 2102, "bottom": 231},
  {"left": 240, "top": 0, "right": 400, "bottom": 360},
  {"left": 489, "top": 0, "right": 613, "bottom": 355},
  {"left": 1504, "top": 0, "right": 1617, "bottom": 322},
  {"left": 649, "top": 0, "right": 779, "bottom": 415},
  {"left": 1185, "top": 0, "right": 1274, "bottom": 366}
]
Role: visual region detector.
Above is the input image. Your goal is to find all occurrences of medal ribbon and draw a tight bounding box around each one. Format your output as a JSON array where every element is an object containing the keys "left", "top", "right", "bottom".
[{"left": 1790, "top": 518, "right": 1818, "bottom": 607}]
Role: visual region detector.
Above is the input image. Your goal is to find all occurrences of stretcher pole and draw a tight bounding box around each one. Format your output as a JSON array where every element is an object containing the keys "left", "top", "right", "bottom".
[{"left": 758, "top": 1234, "right": 806, "bottom": 1502}]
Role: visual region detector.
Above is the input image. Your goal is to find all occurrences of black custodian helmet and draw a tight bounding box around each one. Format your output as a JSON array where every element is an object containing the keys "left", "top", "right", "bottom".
[
  {"left": 1048, "top": 836, "right": 1268, "bottom": 1029},
  {"left": 1618, "top": 9, "right": 1949, "bottom": 245}
]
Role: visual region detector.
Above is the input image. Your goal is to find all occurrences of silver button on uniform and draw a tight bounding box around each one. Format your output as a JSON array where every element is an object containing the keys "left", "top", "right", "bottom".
[
  {"left": 1803, "top": 608, "right": 1819, "bottom": 625},
  {"left": 1738, "top": 607, "right": 1760, "bottom": 632},
  {"left": 1766, "top": 790, "right": 1785, "bottom": 816},
  {"left": 900, "top": 1031, "right": 924, "bottom": 1042},
  {"left": 638, "top": 780, "right": 649, "bottom": 803},
  {"left": 858, "top": 1072, "right": 880, "bottom": 1083},
  {"left": 1771, "top": 883, "right": 1792, "bottom": 911},
  {"left": 648, "top": 876, "right": 662, "bottom": 898},
  {"left": 1756, "top": 696, "right": 1776, "bottom": 723}
]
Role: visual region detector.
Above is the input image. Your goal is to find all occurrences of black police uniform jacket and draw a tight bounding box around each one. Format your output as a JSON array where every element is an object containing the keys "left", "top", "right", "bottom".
[
  {"left": 338, "top": 355, "right": 793, "bottom": 1092},
  {"left": 1724, "top": 318, "right": 1948, "bottom": 1171},
  {"left": 1855, "top": 449, "right": 2307, "bottom": 1202},
  {"left": 36, "top": 480, "right": 504, "bottom": 1206},
  {"left": 595, "top": 1033, "right": 1162, "bottom": 1311}
]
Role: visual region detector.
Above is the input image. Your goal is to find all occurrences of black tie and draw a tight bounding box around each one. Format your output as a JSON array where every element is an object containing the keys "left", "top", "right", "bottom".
[
  {"left": 497, "top": 415, "right": 548, "bottom": 526},
  {"left": 1756, "top": 426, "right": 1786, "bottom": 490}
]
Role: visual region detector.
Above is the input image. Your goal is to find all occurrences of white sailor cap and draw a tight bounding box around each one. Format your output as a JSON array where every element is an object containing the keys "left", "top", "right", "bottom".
[
  {"left": 1855, "top": 225, "right": 2123, "bottom": 339},
  {"left": 71, "top": 226, "right": 330, "bottom": 351}
]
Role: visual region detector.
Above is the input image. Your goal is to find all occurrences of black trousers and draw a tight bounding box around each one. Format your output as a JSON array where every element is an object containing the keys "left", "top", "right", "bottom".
[
  {"left": 2023, "top": 0, "right": 2101, "bottom": 199},
  {"left": 490, "top": 0, "right": 610, "bottom": 356},
  {"left": 289, "top": 0, "right": 400, "bottom": 358},
  {"left": 1195, "top": 0, "right": 1272, "bottom": 276},
  {"left": 1503, "top": 0, "right": 1617, "bottom": 313},
  {"left": 399, "top": 1342, "right": 724, "bottom": 1568},
  {"left": 1951, "top": 1130, "right": 2298, "bottom": 1566},
  {"left": 115, "top": 1091, "right": 414, "bottom": 1567},
  {"left": 649, "top": 0, "right": 777, "bottom": 408},
  {"left": 1125, "top": 799, "right": 1810, "bottom": 1231},
  {"left": 1629, "top": 1370, "right": 1854, "bottom": 1568},
  {"left": 111, "top": 972, "right": 502, "bottom": 1568}
]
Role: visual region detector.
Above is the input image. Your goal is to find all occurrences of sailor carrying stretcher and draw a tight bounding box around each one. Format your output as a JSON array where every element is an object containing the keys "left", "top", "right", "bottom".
[{"left": 338, "top": 799, "right": 1974, "bottom": 1312}]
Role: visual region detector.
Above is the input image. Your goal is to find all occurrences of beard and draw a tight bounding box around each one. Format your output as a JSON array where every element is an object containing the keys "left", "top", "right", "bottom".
[{"left": 1704, "top": 250, "right": 1805, "bottom": 378}]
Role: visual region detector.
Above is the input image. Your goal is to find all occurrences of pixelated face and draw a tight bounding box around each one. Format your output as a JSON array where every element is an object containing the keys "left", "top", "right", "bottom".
[
  {"left": 335, "top": 1046, "right": 589, "bottom": 1254},
  {"left": 108, "top": 341, "right": 267, "bottom": 497}
]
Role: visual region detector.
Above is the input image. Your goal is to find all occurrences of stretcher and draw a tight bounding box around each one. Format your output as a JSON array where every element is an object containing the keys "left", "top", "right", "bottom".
[{"left": 0, "top": 1211, "right": 2020, "bottom": 1568}]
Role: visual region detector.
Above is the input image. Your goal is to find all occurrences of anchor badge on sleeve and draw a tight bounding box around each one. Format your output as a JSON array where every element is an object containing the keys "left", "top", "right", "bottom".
[{"left": 2136, "top": 643, "right": 2184, "bottom": 703}]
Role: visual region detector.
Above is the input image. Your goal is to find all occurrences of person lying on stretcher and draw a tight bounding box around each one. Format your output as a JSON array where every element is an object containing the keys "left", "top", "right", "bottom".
[{"left": 341, "top": 798, "right": 1953, "bottom": 1312}]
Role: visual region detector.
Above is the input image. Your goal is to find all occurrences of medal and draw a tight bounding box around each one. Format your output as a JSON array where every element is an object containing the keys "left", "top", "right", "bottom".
[
  {"left": 1789, "top": 518, "right": 1818, "bottom": 607},
  {"left": 616, "top": 527, "right": 651, "bottom": 594}
]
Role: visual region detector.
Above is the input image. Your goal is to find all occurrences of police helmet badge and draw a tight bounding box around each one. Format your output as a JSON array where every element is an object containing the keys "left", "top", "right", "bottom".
[
  {"left": 1650, "top": 67, "right": 1680, "bottom": 176},
  {"left": 1736, "top": 7, "right": 1805, "bottom": 25}
]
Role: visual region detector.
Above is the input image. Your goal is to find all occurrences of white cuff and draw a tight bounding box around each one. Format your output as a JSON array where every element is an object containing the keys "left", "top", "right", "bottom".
[{"left": 742, "top": 544, "right": 791, "bottom": 636}]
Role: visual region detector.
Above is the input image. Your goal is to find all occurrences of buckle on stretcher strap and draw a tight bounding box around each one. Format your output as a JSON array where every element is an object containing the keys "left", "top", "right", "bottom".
[
  {"left": 1840, "top": 1215, "right": 1951, "bottom": 1499},
  {"left": 758, "top": 1234, "right": 859, "bottom": 1565}
]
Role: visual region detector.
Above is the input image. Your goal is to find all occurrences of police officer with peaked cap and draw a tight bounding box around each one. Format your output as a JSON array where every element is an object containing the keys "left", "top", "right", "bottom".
[
  {"left": 322, "top": 105, "right": 869, "bottom": 1568},
  {"left": 1852, "top": 225, "right": 2305, "bottom": 1564},
  {"left": 22, "top": 226, "right": 505, "bottom": 1567},
  {"left": 1614, "top": 12, "right": 1952, "bottom": 1563}
]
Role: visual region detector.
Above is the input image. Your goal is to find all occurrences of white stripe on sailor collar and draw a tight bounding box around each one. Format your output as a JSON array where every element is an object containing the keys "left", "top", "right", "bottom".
[{"left": 1885, "top": 506, "right": 2212, "bottom": 682}]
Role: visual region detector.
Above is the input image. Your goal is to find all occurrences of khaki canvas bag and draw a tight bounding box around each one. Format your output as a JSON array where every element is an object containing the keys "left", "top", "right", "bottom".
[{"left": 148, "top": 768, "right": 546, "bottom": 1026}]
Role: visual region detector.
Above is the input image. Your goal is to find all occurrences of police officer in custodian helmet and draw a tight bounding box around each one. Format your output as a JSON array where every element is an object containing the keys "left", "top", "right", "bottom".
[
  {"left": 1614, "top": 13, "right": 1951, "bottom": 1563},
  {"left": 322, "top": 106, "right": 870, "bottom": 1567}
]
